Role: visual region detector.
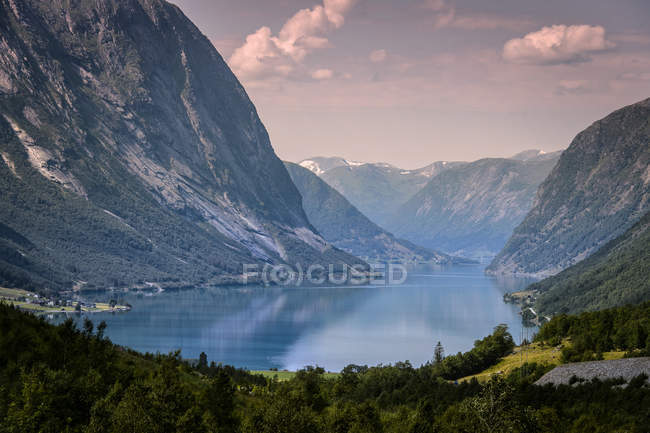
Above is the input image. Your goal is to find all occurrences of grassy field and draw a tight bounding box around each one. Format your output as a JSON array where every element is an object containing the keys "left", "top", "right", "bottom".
[
  {"left": 458, "top": 342, "right": 626, "bottom": 383},
  {"left": 251, "top": 370, "right": 341, "bottom": 381},
  {"left": 0, "top": 287, "right": 129, "bottom": 314}
]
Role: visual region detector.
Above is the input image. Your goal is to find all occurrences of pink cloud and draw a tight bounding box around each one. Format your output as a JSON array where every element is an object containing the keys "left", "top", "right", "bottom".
[
  {"left": 503, "top": 25, "right": 615, "bottom": 65},
  {"left": 229, "top": 0, "right": 358, "bottom": 81}
]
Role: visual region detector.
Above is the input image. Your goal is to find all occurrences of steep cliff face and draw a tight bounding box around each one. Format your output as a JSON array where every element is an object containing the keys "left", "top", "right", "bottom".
[
  {"left": 387, "top": 157, "right": 559, "bottom": 259},
  {"left": 488, "top": 98, "right": 650, "bottom": 277},
  {"left": 0, "top": 0, "right": 360, "bottom": 290},
  {"left": 285, "top": 162, "right": 458, "bottom": 263}
]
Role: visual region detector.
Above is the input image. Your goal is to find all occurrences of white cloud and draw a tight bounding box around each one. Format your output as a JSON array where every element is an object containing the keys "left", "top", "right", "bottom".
[
  {"left": 229, "top": 0, "right": 357, "bottom": 81},
  {"left": 312, "top": 69, "right": 334, "bottom": 80},
  {"left": 369, "top": 49, "right": 387, "bottom": 63},
  {"left": 503, "top": 25, "right": 615, "bottom": 65}
]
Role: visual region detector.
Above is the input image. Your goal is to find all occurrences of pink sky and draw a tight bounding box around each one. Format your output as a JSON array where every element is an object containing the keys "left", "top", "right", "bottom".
[{"left": 172, "top": 0, "right": 650, "bottom": 168}]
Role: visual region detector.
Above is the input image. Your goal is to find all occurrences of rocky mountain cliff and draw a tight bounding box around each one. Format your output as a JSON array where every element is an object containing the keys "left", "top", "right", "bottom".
[
  {"left": 531, "top": 210, "right": 650, "bottom": 315},
  {"left": 386, "top": 157, "right": 560, "bottom": 259},
  {"left": 488, "top": 98, "right": 650, "bottom": 277},
  {"left": 0, "top": 0, "right": 361, "bottom": 291},
  {"left": 299, "top": 157, "right": 465, "bottom": 228},
  {"left": 285, "top": 162, "right": 457, "bottom": 263}
]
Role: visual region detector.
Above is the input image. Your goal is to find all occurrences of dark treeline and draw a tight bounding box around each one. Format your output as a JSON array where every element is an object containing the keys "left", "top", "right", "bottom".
[
  {"left": 1, "top": 302, "right": 649, "bottom": 432},
  {"left": 535, "top": 301, "right": 650, "bottom": 362}
]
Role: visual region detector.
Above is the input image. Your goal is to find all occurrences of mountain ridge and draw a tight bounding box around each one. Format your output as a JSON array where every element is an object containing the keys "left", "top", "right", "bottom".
[
  {"left": 488, "top": 98, "right": 650, "bottom": 277},
  {"left": 386, "top": 156, "right": 560, "bottom": 258},
  {"left": 285, "top": 162, "right": 461, "bottom": 264}
]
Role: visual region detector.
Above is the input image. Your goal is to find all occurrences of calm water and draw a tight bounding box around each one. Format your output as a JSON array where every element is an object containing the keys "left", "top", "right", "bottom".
[{"left": 61, "top": 265, "right": 535, "bottom": 371}]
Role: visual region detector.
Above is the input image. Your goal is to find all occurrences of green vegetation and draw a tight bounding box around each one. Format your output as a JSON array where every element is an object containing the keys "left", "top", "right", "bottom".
[
  {"left": 435, "top": 324, "right": 515, "bottom": 379},
  {"left": 0, "top": 287, "right": 129, "bottom": 314},
  {"left": 251, "top": 370, "right": 340, "bottom": 381},
  {"left": 535, "top": 302, "right": 650, "bottom": 362},
  {"left": 532, "top": 211, "right": 650, "bottom": 315},
  {"left": 458, "top": 342, "right": 625, "bottom": 383},
  {"left": 3, "top": 302, "right": 649, "bottom": 432}
]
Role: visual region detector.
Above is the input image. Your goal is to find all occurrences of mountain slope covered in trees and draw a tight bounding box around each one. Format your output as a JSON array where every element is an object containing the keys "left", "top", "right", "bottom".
[{"left": 531, "top": 211, "right": 650, "bottom": 315}]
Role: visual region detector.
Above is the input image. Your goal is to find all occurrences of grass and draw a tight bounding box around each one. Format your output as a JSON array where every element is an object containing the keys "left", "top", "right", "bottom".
[
  {"left": 251, "top": 370, "right": 340, "bottom": 381},
  {"left": 0, "top": 287, "right": 32, "bottom": 299},
  {"left": 458, "top": 341, "right": 626, "bottom": 383},
  {"left": 0, "top": 287, "right": 130, "bottom": 314}
]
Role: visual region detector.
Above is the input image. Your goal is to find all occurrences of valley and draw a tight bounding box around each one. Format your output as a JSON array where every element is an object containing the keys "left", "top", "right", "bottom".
[{"left": 0, "top": 0, "right": 648, "bottom": 431}]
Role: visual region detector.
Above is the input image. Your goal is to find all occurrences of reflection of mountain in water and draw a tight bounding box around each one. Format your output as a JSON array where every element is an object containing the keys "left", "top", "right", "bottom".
[{"left": 69, "top": 265, "right": 531, "bottom": 370}]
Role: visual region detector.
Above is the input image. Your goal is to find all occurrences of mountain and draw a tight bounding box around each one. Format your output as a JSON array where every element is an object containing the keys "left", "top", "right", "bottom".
[
  {"left": 510, "top": 149, "right": 563, "bottom": 162},
  {"left": 531, "top": 210, "right": 650, "bottom": 315},
  {"left": 386, "top": 157, "right": 560, "bottom": 259},
  {"left": 285, "top": 162, "right": 457, "bottom": 263},
  {"left": 299, "top": 157, "right": 465, "bottom": 227},
  {"left": 0, "top": 0, "right": 362, "bottom": 291},
  {"left": 488, "top": 98, "right": 650, "bottom": 277}
]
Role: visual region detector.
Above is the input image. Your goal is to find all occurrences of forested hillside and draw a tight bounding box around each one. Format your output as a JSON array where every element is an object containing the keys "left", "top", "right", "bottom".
[
  {"left": 529, "top": 211, "right": 650, "bottom": 315},
  {"left": 2, "top": 303, "right": 650, "bottom": 432}
]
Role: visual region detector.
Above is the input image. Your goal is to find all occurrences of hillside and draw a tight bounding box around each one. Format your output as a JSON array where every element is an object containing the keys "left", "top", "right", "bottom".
[
  {"left": 530, "top": 211, "right": 650, "bottom": 315},
  {"left": 300, "top": 157, "right": 465, "bottom": 228},
  {"left": 488, "top": 98, "right": 650, "bottom": 276},
  {"left": 285, "top": 162, "right": 455, "bottom": 263},
  {"left": 0, "top": 0, "right": 361, "bottom": 291},
  {"left": 2, "top": 302, "right": 649, "bottom": 432},
  {"left": 387, "top": 157, "right": 559, "bottom": 258}
]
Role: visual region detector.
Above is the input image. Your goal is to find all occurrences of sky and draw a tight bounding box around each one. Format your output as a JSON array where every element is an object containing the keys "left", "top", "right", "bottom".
[{"left": 172, "top": 0, "right": 650, "bottom": 169}]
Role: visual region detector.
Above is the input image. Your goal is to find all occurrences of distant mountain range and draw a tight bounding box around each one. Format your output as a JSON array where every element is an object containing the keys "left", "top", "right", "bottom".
[
  {"left": 531, "top": 210, "right": 650, "bottom": 315},
  {"left": 489, "top": 98, "right": 650, "bottom": 277},
  {"left": 299, "top": 157, "right": 465, "bottom": 228},
  {"left": 300, "top": 151, "right": 560, "bottom": 259},
  {"left": 0, "top": 0, "right": 362, "bottom": 291},
  {"left": 387, "top": 156, "right": 560, "bottom": 259},
  {"left": 285, "top": 162, "right": 461, "bottom": 264}
]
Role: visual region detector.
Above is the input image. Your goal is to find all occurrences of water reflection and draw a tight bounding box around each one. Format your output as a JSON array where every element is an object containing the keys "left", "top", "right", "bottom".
[{"left": 63, "top": 265, "right": 534, "bottom": 371}]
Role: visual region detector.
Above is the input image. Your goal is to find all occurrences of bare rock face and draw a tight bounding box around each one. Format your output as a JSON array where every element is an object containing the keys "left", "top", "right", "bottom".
[
  {"left": 488, "top": 98, "right": 650, "bottom": 277},
  {"left": 0, "top": 0, "right": 361, "bottom": 290}
]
